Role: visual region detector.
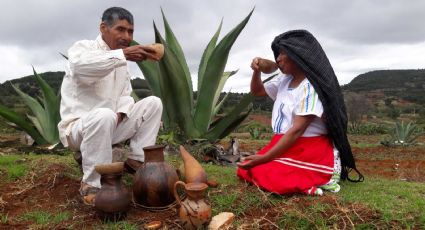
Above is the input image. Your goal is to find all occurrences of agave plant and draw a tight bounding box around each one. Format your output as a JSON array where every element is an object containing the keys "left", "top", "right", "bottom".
[
  {"left": 381, "top": 121, "right": 423, "bottom": 147},
  {"left": 0, "top": 68, "right": 61, "bottom": 145},
  {"left": 133, "top": 9, "right": 254, "bottom": 142}
]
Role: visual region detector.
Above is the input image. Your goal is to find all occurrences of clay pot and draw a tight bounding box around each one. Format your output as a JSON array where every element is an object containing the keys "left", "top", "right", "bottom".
[
  {"left": 179, "top": 145, "right": 207, "bottom": 184},
  {"left": 95, "top": 162, "right": 124, "bottom": 175},
  {"left": 133, "top": 145, "right": 179, "bottom": 207},
  {"left": 174, "top": 181, "right": 211, "bottom": 230},
  {"left": 94, "top": 172, "right": 131, "bottom": 221},
  {"left": 147, "top": 43, "right": 164, "bottom": 60},
  {"left": 258, "top": 58, "right": 278, "bottom": 74}
]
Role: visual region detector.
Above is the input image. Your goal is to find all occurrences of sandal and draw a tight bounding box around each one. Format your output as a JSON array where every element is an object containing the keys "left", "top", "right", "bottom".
[{"left": 79, "top": 183, "right": 100, "bottom": 206}]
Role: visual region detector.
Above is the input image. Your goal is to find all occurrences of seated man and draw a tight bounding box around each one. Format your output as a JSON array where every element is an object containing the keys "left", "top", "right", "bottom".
[{"left": 58, "top": 6, "right": 162, "bottom": 203}]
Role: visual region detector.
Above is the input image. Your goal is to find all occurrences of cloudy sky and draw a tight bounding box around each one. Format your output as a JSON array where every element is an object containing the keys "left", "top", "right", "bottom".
[{"left": 1, "top": 0, "right": 425, "bottom": 92}]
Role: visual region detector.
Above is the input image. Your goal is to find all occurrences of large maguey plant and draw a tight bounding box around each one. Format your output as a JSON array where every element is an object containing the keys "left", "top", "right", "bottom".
[
  {"left": 0, "top": 68, "right": 60, "bottom": 146},
  {"left": 133, "top": 9, "right": 254, "bottom": 142}
]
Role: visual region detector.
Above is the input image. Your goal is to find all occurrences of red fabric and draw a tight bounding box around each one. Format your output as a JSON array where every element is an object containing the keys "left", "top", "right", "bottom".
[{"left": 237, "top": 134, "right": 333, "bottom": 195}]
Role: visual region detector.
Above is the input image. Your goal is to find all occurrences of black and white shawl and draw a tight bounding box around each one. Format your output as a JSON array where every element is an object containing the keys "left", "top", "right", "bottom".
[{"left": 271, "top": 30, "right": 364, "bottom": 182}]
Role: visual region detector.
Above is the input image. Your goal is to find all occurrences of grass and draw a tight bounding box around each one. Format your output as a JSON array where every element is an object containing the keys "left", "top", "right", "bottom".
[
  {"left": 0, "top": 155, "right": 28, "bottom": 180},
  {"left": 102, "top": 221, "right": 139, "bottom": 230},
  {"left": 340, "top": 178, "right": 425, "bottom": 228},
  {"left": 1, "top": 136, "right": 425, "bottom": 228},
  {"left": 21, "top": 210, "right": 70, "bottom": 227},
  {"left": 0, "top": 213, "right": 8, "bottom": 224}
]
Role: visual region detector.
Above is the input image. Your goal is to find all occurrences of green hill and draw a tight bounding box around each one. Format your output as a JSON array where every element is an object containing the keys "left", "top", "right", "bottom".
[{"left": 342, "top": 69, "right": 425, "bottom": 104}]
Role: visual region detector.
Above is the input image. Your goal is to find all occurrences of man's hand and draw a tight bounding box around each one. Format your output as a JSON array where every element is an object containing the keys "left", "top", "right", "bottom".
[
  {"left": 236, "top": 155, "right": 266, "bottom": 170},
  {"left": 123, "top": 45, "right": 159, "bottom": 62}
]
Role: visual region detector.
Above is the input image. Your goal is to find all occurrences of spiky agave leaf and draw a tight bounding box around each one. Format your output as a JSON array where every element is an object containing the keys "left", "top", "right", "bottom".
[
  {"left": 153, "top": 22, "right": 200, "bottom": 137},
  {"left": 0, "top": 104, "right": 47, "bottom": 145},
  {"left": 32, "top": 68, "right": 60, "bottom": 144},
  {"left": 204, "top": 93, "right": 254, "bottom": 140},
  {"left": 210, "top": 70, "right": 238, "bottom": 119},
  {"left": 161, "top": 9, "right": 193, "bottom": 106},
  {"left": 194, "top": 9, "right": 254, "bottom": 133},
  {"left": 130, "top": 40, "right": 162, "bottom": 98},
  {"left": 198, "top": 20, "right": 223, "bottom": 92},
  {"left": 213, "top": 88, "right": 232, "bottom": 117}
]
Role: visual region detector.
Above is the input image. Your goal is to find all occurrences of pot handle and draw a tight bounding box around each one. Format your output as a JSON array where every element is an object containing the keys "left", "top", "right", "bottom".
[{"left": 173, "top": 180, "right": 186, "bottom": 206}]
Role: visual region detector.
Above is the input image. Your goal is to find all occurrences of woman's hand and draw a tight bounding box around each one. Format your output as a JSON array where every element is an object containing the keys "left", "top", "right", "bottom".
[
  {"left": 237, "top": 155, "right": 266, "bottom": 170},
  {"left": 251, "top": 57, "right": 261, "bottom": 72}
]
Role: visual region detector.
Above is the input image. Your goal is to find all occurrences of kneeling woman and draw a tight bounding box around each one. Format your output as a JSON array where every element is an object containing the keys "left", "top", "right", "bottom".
[{"left": 237, "top": 30, "right": 363, "bottom": 195}]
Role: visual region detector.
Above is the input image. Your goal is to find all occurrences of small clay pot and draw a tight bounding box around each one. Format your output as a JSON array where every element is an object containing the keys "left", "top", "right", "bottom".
[
  {"left": 94, "top": 162, "right": 124, "bottom": 175},
  {"left": 258, "top": 58, "right": 278, "bottom": 74},
  {"left": 174, "top": 181, "right": 211, "bottom": 230},
  {"left": 94, "top": 173, "right": 131, "bottom": 221},
  {"left": 147, "top": 43, "right": 164, "bottom": 60}
]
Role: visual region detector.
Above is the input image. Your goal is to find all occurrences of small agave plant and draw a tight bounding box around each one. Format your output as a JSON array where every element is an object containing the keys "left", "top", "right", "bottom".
[
  {"left": 0, "top": 68, "right": 61, "bottom": 146},
  {"left": 133, "top": 9, "right": 255, "bottom": 142},
  {"left": 381, "top": 121, "right": 423, "bottom": 147}
]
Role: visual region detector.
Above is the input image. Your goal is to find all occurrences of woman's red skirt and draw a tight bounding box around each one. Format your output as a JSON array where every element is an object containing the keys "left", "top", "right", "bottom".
[{"left": 237, "top": 134, "right": 334, "bottom": 195}]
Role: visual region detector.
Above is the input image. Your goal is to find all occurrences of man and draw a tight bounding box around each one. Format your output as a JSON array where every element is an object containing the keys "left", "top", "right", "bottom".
[{"left": 58, "top": 7, "right": 162, "bottom": 203}]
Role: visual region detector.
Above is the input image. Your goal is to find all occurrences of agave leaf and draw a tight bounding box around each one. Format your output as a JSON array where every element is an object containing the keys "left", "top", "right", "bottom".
[
  {"left": 194, "top": 9, "right": 254, "bottom": 133},
  {"left": 12, "top": 84, "right": 45, "bottom": 127},
  {"left": 161, "top": 9, "right": 193, "bottom": 103},
  {"left": 211, "top": 70, "right": 238, "bottom": 117},
  {"left": 213, "top": 89, "right": 231, "bottom": 117},
  {"left": 130, "top": 40, "right": 162, "bottom": 98},
  {"left": 59, "top": 52, "right": 68, "bottom": 60},
  {"left": 216, "top": 111, "right": 251, "bottom": 140},
  {"left": 154, "top": 23, "right": 199, "bottom": 137},
  {"left": 32, "top": 69, "right": 60, "bottom": 143},
  {"left": 205, "top": 93, "right": 254, "bottom": 140},
  {"left": 198, "top": 20, "right": 222, "bottom": 92},
  {"left": 0, "top": 104, "right": 47, "bottom": 145},
  {"left": 27, "top": 114, "right": 45, "bottom": 140}
]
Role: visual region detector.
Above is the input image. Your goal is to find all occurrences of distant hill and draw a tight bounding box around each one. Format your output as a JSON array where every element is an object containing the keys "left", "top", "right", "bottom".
[
  {"left": 342, "top": 69, "right": 425, "bottom": 105},
  {"left": 2, "top": 69, "right": 424, "bottom": 117}
]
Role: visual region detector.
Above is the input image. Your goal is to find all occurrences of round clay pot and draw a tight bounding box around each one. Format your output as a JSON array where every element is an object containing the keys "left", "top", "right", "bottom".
[
  {"left": 94, "top": 173, "right": 131, "bottom": 221},
  {"left": 133, "top": 145, "right": 179, "bottom": 208},
  {"left": 258, "top": 58, "right": 278, "bottom": 74}
]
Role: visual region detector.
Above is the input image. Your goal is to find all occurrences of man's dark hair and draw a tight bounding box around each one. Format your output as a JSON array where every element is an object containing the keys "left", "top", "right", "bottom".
[{"left": 102, "top": 7, "right": 134, "bottom": 27}]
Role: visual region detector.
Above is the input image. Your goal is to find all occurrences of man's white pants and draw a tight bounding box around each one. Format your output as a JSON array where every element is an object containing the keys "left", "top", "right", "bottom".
[{"left": 67, "top": 96, "right": 162, "bottom": 188}]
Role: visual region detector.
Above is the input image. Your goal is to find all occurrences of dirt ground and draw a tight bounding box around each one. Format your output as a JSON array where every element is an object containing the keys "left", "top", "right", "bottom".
[{"left": 0, "top": 118, "right": 424, "bottom": 229}]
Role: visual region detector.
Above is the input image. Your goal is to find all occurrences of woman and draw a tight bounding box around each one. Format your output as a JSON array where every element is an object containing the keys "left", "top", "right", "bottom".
[{"left": 237, "top": 30, "right": 363, "bottom": 195}]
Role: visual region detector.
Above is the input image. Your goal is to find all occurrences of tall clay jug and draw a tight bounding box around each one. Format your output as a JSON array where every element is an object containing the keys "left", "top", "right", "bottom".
[
  {"left": 133, "top": 145, "right": 179, "bottom": 208},
  {"left": 179, "top": 145, "right": 207, "bottom": 184},
  {"left": 174, "top": 181, "right": 211, "bottom": 230},
  {"left": 94, "top": 162, "right": 130, "bottom": 221}
]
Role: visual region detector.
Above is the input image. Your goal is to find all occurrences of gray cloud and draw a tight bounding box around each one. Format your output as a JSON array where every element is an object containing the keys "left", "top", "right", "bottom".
[{"left": 1, "top": 0, "right": 424, "bottom": 89}]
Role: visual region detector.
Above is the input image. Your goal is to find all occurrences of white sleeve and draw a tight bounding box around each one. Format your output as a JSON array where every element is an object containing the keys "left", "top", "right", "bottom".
[
  {"left": 294, "top": 82, "right": 324, "bottom": 117},
  {"left": 68, "top": 40, "right": 127, "bottom": 84},
  {"left": 264, "top": 76, "right": 282, "bottom": 101}
]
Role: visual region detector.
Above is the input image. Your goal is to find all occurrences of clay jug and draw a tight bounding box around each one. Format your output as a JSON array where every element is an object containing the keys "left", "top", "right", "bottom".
[
  {"left": 258, "top": 58, "right": 278, "bottom": 74},
  {"left": 94, "top": 172, "right": 131, "bottom": 221},
  {"left": 179, "top": 145, "right": 207, "bottom": 184},
  {"left": 174, "top": 181, "right": 211, "bottom": 229},
  {"left": 133, "top": 145, "right": 179, "bottom": 207}
]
